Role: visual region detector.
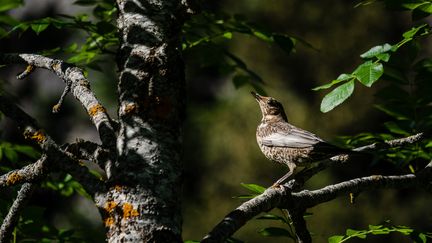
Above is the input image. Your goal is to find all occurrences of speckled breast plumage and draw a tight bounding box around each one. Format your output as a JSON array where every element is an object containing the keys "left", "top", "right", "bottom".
[{"left": 256, "top": 122, "right": 328, "bottom": 167}]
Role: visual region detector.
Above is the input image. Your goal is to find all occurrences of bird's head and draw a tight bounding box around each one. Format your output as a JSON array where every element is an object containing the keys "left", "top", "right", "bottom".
[{"left": 251, "top": 91, "right": 288, "bottom": 122}]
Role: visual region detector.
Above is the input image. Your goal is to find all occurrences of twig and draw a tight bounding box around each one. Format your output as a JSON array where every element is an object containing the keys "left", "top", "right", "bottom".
[
  {"left": 0, "top": 53, "right": 117, "bottom": 153},
  {"left": 0, "top": 183, "right": 36, "bottom": 243},
  {"left": 0, "top": 95, "right": 105, "bottom": 195}
]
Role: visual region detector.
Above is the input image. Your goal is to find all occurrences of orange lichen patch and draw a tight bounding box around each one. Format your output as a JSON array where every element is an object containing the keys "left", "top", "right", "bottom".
[
  {"left": 104, "top": 216, "right": 115, "bottom": 227},
  {"left": 123, "top": 203, "right": 139, "bottom": 219},
  {"left": 88, "top": 104, "right": 106, "bottom": 117},
  {"left": 124, "top": 103, "right": 138, "bottom": 115},
  {"left": 6, "top": 172, "right": 21, "bottom": 186},
  {"left": 51, "top": 62, "right": 60, "bottom": 70},
  {"left": 24, "top": 130, "right": 46, "bottom": 144},
  {"left": 105, "top": 201, "right": 118, "bottom": 213}
]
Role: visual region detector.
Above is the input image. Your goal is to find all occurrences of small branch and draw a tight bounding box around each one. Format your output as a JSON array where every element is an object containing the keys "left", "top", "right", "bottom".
[
  {"left": 202, "top": 133, "right": 426, "bottom": 242},
  {"left": 0, "top": 53, "right": 117, "bottom": 153},
  {"left": 0, "top": 156, "right": 47, "bottom": 188},
  {"left": 287, "top": 208, "right": 311, "bottom": 243},
  {"left": 202, "top": 187, "right": 290, "bottom": 242},
  {"left": 290, "top": 174, "right": 420, "bottom": 209},
  {"left": 52, "top": 82, "right": 71, "bottom": 113},
  {"left": 0, "top": 95, "right": 105, "bottom": 195},
  {"left": 0, "top": 183, "right": 36, "bottom": 243},
  {"left": 353, "top": 133, "right": 423, "bottom": 152}
]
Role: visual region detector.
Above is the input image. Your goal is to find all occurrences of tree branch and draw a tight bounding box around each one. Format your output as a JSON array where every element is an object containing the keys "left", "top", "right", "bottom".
[
  {"left": 0, "top": 183, "right": 36, "bottom": 243},
  {"left": 0, "top": 53, "right": 117, "bottom": 156},
  {"left": 202, "top": 133, "right": 426, "bottom": 242},
  {"left": 0, "top": 95, "right": 105, "bottom": 195},
  {"left": 0, "top": 156, "right": 47, "bottom": 188}
]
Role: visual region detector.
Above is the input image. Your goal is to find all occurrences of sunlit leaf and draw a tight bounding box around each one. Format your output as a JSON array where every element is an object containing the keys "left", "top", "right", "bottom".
[
  {"left": 320, "top": 80, "right": 354, "bottom": 113},
  {"left": 240, "top": 183, "right": 266, "bottom": 194},
  {"left": 353, "top": 61, "right": 383, "bottom": 87}
]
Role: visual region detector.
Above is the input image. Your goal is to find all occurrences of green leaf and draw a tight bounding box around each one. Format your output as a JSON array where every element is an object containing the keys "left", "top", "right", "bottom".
[
  {"left": 352, "top": 61, "right": 383, "bottom": 87},
  {"left": 31, "top": 22, "right": 50, "bottom": 34},
  {"left": 320, "top": 80, "right": 355, "bottom": 113},
  {"left": 384, "top": 122, "right": 410, "bottom": 135},
  {"left": 253, "top": 31, "right": 272, "bottom": 42},
  {"left": 273, "top": 34, "right": 294, "bottom": 54},
  {"left": 240, "top": 183, "right": 266, "bottom": 194},
  {"left": 360, "top": 43, "right": 392, "bottom": 59},
  {"left": 256, "top": 213, "right": 287, "bottom": 222},
  {"left": 223, "top": 32, "right": 232, "bottom": 39},
  {"left": 13, "top": 145, "right": 40, "bottom": 159},
  {"left": 328, "top": 235, "right": 344, "bottom": 243},
  {"left": 0, "top": 0, "right": 23, "bottom": 12},
  {"left": 346, "top": 229, "right": 358, "bottom": 236},
  {"left": 258, "top": 227, "right": 291, "bottom": 237},
  {"left": 4, "top": 147, "right": 18, "bottom": 163},
  {"left": 313, "top": 74, "right": 353, "bottom": 91},
  {"left": 402, "top": 24, "right": 428, "bottom": 39},
  {"left": 376, "top": 53, "right": 390, "bottom": 62},
  {"left": 368, "top": 224, "right": 383, "bottom": 230}
]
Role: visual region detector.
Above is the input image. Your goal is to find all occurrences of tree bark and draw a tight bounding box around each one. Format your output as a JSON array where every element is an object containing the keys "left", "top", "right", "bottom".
[{"left": 94, "top": 0, "right": 187, "bottom": 242}]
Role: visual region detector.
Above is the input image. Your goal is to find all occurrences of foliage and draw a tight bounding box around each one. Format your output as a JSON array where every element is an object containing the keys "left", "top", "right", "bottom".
[{"left": 328, "top": 222, "right": 432, "bottom": 243}]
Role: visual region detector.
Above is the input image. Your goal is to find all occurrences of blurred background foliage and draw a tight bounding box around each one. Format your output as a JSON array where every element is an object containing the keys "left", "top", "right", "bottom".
[{"left": 0, "top": 0, "right": 432, "bottom": 242}]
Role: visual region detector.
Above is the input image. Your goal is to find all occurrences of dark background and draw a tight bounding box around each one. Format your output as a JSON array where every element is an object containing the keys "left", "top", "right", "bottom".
[{"left": 0, "top": 1, "right": 430, "bottom": 242}]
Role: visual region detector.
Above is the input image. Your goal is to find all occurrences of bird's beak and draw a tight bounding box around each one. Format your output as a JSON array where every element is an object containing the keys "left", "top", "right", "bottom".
[{"left": 251, "top": 91, "right": 263, "bottom": 101}]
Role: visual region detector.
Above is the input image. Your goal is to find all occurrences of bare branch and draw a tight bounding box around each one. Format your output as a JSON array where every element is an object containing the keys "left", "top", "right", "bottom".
[
  {"left": 0, "top": 156, "right": 47, "bottom": 188},
  {"left": 0, "top": 53, "right": 117, "bottom": 153},
  {"left": 0, "top": 183, "right": 36, "bottom": 243},
  {"left": 353, "top": 132, "right": 423, "bottom": 151},
  {"left": 202, "top": 133, "right": 427, "bottom": 242},
  {"left": 0, "top": 95, "right": 105, "bottom": 195},
  {"left": 290, "top": 174, "right": 420, "bottom": 208}
]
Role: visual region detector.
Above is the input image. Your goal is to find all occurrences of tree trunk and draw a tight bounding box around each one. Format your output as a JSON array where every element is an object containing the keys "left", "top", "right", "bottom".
[{"left": 95, "top": 0, "right": 186, "bottom": 241}]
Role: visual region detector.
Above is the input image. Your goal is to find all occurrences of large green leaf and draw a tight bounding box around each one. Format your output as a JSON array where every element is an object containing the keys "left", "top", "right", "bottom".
[
  {"left": 353, "top": 61, "right": 383, "bottom": 87},
  {"left": 320, "top": 80, "right": 355, "bottom": 113}
]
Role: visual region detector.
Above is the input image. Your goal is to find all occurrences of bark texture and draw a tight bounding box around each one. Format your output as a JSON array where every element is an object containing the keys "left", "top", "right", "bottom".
[{"left": 93, "top": 0, "right": 187, "bottom": 242}]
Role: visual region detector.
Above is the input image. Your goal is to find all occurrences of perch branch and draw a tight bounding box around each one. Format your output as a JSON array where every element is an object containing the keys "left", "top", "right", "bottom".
[
  {"left": 0, "top": 183, "right": 36, "bottom": 243},
  {"left": 202, "top": 133, "right": 426, "bottom": 242}
]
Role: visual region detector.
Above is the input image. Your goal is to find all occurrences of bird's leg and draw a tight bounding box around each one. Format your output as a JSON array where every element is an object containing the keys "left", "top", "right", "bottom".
[{"left": 272, "top": 163, "right": 296, "bottom": 188}]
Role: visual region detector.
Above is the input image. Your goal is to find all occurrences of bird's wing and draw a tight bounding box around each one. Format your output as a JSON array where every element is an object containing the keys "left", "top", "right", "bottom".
[{"left": 260, "top": 126, "right": 325, "bottom": 148}]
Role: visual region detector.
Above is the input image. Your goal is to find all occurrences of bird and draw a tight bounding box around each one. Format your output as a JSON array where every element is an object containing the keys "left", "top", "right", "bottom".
[{"left": 251, "top": 91, "right": 351, "bottom": 186}]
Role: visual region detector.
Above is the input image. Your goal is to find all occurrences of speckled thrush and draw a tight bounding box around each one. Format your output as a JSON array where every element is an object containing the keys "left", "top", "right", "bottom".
[{"left": 252, "top": 91, "right": 350, "bottom": 186}]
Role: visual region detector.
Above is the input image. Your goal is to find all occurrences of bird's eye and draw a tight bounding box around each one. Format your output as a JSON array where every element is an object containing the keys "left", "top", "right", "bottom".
[{"left": 267, "top": 99, "right": 276, "bottom": 106}]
